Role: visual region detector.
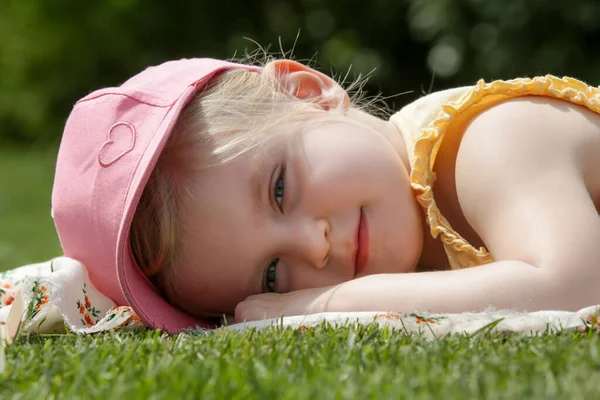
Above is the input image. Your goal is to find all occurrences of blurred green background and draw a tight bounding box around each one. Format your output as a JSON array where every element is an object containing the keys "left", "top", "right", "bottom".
[{"left": 2, "top": 0, "right": 600, "bottom": 269}]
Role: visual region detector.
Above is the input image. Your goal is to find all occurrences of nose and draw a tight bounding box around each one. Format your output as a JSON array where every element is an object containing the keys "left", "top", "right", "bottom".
[{"left": 288, "top": 217, "right": 330, "bottom": 269}]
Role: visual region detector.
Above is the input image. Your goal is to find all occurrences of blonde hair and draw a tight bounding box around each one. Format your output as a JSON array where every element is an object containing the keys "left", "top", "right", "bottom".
[{"left": 129, "top": 57, "right": 382, "bottom": 316}]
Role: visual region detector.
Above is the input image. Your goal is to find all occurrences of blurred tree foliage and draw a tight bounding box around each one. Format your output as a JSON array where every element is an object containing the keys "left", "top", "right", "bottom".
[{"left": 2, "top": 0, "right": 600, "bottom": 146}]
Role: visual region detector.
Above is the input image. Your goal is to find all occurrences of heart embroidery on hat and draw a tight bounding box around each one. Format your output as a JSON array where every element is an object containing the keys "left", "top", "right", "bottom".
[{"left": 98, "top": 122, "right": 137, "bottom": 167}]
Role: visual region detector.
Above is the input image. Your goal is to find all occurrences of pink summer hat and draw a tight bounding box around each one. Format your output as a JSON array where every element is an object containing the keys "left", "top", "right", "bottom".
[{"left": 52, "top": 58, "right": 261, "bottom": 332}]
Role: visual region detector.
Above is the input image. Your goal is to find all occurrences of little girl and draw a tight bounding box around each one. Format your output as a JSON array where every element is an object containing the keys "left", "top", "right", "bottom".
[{"left": 50, "top": 56, "right": 600, "bottom": 332}]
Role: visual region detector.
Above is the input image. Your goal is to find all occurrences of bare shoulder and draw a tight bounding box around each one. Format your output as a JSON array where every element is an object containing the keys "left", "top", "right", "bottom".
[
  {"left": 457, "top": 96, "right": 600, "bottom": 175},
  {"left": 456, "top": 96, "right": 600, "bottom": 215},
  {"left": 454, "top": 96, "right": 600, "bottom": 289}
]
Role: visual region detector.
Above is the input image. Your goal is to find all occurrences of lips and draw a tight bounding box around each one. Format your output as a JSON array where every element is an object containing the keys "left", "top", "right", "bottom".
[{"left": 354, "top": 208, "right": 369, "bottom": 276}]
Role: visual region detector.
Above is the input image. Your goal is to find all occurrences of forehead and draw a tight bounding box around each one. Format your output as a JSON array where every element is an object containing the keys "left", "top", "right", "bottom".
[{"left": 173, "top": 143, "right": 274, "bottom": 313}]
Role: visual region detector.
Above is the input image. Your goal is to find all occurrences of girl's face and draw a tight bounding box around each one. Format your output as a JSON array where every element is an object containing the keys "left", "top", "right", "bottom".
[{"left": 174, "top": 112, "right": 423, "bottom": 316}]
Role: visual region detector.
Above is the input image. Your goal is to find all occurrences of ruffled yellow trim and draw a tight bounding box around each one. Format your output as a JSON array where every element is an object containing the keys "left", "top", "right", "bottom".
[{"left": 411, "top": 75, "right": 600, "bottom": 269}]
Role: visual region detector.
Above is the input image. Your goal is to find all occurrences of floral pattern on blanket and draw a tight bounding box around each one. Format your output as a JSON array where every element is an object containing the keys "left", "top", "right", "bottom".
[
  {"left": 0, "top": 258, "right": 145, "bottom": 336},
  {"left": 28, "top": 281, "right": 49, "bottom": 320},
  {"left": 0, "top": 281, "right": 17, "bottom": 307},
  {"left": 76, "top": 282, "right": 100, "bottom": 327},
  {"left": 224, "top": 306, "right": 600, "bottom": 337}
]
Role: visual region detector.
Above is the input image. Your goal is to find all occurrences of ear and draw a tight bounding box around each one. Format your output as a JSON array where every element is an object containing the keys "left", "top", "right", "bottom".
[{"left": 264, "top": 60, "right": 350, "bottom": 112}]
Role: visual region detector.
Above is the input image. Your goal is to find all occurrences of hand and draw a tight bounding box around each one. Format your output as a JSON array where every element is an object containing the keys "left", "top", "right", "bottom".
[{"left": 234, "top": 285, "right": 339, "bottom": 323}]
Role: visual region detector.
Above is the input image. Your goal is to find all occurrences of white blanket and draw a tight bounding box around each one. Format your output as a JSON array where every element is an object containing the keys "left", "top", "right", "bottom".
[{"left": 1, "top": 257, "right": 598, "bottom": 343}]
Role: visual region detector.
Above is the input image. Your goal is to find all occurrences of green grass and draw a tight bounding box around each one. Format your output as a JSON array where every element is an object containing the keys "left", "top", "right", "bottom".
[
  {"left": 2, "top": 327, "right": 600, "bottom": 399},
  {"left": 1, "top": 148, "right": 600, "bottom": 399}
]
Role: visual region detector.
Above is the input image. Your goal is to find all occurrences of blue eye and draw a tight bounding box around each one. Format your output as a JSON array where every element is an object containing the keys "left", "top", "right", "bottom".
[
  {"left": 274, "top": 167, "right": 285, "bottom": 210},
  {"left": 264, "top": 258, "right": 278, "bottom": 293}
]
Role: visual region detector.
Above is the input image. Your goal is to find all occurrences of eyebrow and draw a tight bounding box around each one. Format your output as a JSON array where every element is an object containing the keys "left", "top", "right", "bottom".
[{"left": 251, "top": 161, "right": 268, "bottom": 214}]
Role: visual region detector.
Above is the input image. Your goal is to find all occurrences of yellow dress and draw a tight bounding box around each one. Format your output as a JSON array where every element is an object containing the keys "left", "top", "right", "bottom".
[{"left": 389, "top": 76, "right": 600, "bottom": 270}]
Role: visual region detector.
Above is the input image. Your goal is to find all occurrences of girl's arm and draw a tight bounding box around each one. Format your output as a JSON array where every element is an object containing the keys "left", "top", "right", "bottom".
[
  {"left": 235, "top": 258, "right": 594, "bottom": 322},
  {"left": 326, "top": 260, "right": 590, "bottom": 315}
]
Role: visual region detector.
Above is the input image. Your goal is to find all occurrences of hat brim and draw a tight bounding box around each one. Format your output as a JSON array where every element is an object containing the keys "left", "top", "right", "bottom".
[
  {"left": 115, "top": 83, "right": 215, "bottom": 332},
  {"left": 116, "top": 83, "right": 213, "bottom": 333}
]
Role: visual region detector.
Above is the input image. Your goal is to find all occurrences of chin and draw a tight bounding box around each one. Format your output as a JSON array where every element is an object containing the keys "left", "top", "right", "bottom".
[
  {"left": 382, "top": 238, "right": 422, "bottom": 275},
  {"left": 362, "top": 255, "right": 416, "bottom": 277}
]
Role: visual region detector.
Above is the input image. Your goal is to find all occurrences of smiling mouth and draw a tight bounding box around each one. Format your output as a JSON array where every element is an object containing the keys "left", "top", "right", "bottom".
[{"left": 354, "top": 208, "right": 369, "bottom": 276}]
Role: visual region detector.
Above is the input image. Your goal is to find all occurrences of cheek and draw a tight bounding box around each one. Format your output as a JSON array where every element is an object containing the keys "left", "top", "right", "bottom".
[
  {"left": 314, "top": 129, "right": 421, "bottom": 269},
  {"left": 370, "top": 173, "right": 423, "bottom": 273},
  {"left": 299, "top": 125, "right": 422, "bottom": 271},
  {"left": 169, "top": 261, "right": 248, "bottom": 316},
  {"left": 302, "top": 128, "right": 403, "bottom": 199}
]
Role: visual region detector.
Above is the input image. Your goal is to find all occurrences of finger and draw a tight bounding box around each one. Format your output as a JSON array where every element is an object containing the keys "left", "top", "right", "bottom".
[
  {"left": 235, "top": 300, "right": 264, "bottom": 323},
  {"left": 235, "top": 300, "right": 283, "bottom": 323}
]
